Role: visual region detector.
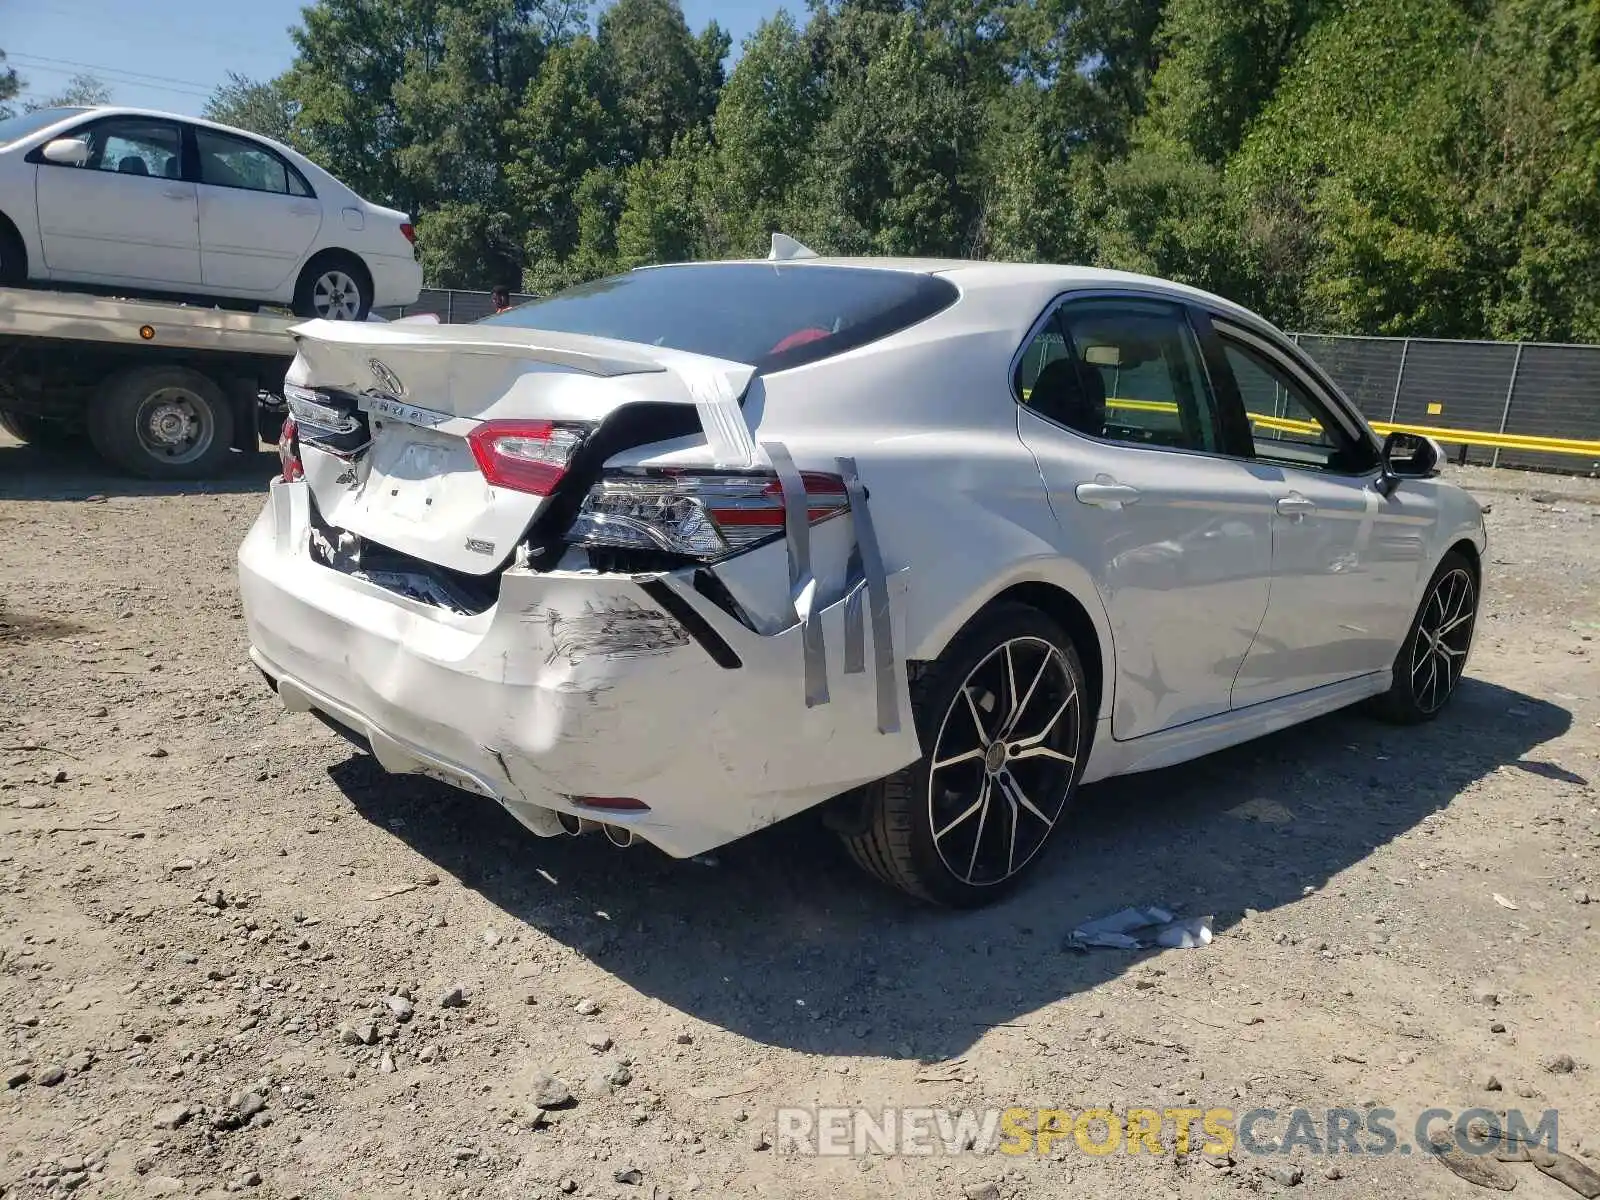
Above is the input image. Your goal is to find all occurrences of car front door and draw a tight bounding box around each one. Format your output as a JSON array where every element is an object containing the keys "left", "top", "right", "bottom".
[
  {"left": 1209, "top": 320, "right": 1438, "bottom": 707},
  {"left": 33, "top": 115, "right": 199, "bottom": 284},
  {"left": 192, "top": 126, "right": 323, "bottom": 294},
  {"left": 1014, "top": 295, "right": 1276, "bottom": 741}
]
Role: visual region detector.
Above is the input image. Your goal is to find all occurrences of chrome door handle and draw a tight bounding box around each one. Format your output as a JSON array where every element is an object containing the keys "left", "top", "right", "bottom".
[
  {"left": 162, "top": 188, "right": 191, "bottom": 200},
  {"left": 290, "top": 205, "right": 319, "bottom": 217},
  {"left": 1075, "top": 482, "right": 1142, "bottom": 509},
  {"left": 1276, "top": 494, "right": 1317, "bottom": 517}
]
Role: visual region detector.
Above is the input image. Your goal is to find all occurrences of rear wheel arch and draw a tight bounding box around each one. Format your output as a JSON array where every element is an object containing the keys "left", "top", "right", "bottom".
[
  {"left": 977, "top": 582, "right": 1105, "bottom": 730},
  {"left": 913, "top": 576, "right": 1111, "bottom": 726}
]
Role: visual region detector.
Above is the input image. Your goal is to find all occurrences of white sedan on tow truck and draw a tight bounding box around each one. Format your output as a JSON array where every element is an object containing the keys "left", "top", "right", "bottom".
[
  {"left": 0, "top": 105, "right": 421, "bottom": 319},
  {"left": 238, "top": 244, "right": 1485, "bottom": 905}
]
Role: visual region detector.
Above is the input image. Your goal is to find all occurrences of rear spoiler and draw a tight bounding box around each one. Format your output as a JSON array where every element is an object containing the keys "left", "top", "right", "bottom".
[{"left": 288, "top": 318, "right": 761, "bottom": 469}]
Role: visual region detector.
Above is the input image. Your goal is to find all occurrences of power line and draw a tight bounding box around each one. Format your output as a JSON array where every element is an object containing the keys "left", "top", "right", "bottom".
[
  {"left": 7, "top": 52, "right": 219, "bottom": 92},
  {"left": 13, "top": 72, "right": 213, "bottom": 103},
  {"left": 9, "top": 61, "right": 216, "bottom": 102}
]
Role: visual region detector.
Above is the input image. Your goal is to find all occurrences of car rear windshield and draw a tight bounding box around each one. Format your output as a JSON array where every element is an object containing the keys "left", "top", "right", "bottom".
[
  {"left": 478, "top": 263, "right": 959, "bottom": 372},
  {"left": 0, "top": 107, "right": 89, "bottom": 148}
]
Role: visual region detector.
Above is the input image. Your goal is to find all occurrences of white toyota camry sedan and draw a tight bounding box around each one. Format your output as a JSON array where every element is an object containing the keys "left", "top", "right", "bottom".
[
  {"left": 0, "top": 106, "right": 421, "bottom": 319},
  {"left": 238, "top": 247, "right": 1486, "bottom": 905}
]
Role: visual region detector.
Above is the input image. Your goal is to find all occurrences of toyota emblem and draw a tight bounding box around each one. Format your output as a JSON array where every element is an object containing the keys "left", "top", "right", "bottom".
[{"left": 367, "top": 358, "right": 405, "bottom": 397}]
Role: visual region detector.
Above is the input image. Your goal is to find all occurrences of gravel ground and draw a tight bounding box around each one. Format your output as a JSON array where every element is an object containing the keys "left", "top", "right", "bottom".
[{"left": 2, "top": 436, "right": 1598, "bottom": 1200}]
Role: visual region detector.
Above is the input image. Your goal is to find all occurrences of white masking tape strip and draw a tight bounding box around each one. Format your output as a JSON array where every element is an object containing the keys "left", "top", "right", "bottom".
[
  {"left": 681, "top": 363, "right": 760, "bottom": 469},
  {"left": 837, "top": 456, "right": 899, "bottom": 734},
  {"left": 763, "top": 441, "right": 829, "bottom": 708}
]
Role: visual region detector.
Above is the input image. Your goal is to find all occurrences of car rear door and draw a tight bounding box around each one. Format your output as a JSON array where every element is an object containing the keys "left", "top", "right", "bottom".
[
  {"left": 191, "top": 126, "right": 322, "bottom": 294},
  {"left": 1014, "top": 294, "right": 1276, "bottom": 741},
  {"left": 32, "top": 115, "right": 200, "bottom": 284},
  {"left": 1205, "top": 319, "right": 1436, "bottom": 707}
]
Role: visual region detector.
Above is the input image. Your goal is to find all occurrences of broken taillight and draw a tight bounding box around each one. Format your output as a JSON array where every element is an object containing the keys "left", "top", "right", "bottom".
[
  {"left": 468, "top": 420, "right": 588, "bottom": 497},
  {"left": 567, "top": 470, "right": 848, "bottom": 562},
  {"left": 278, "top": 415, "right": 304, "bottom": 482}
]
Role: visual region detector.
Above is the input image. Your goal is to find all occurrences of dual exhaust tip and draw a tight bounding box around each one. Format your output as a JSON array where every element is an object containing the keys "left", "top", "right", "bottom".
[{"left": 556, "top": 812, "right": 635, "bottom": 848}]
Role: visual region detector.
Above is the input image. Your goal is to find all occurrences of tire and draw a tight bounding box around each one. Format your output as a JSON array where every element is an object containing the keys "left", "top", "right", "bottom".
[
  {"left": 87, "top": 365, "right": 235, "bottom": 480},
  {"left": 0, "top": 219, "right": 25, "bottom": 285},
  {"left": 292, "top": 254, "right": 373, "bottom": 320},
  {"left": 1370, "top": 550, "right": 1478, "bottom": 724},
  {"left": 0, "top": 410, "right": 82, "bottom": 452},
  {"left": 841, "top": 603, "right": 1090, "bottom": 906}
]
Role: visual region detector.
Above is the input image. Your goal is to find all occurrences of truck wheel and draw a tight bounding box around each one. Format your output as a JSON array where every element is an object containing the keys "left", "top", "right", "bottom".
[
  {"left": 292, "top": 254, "right": 373, "bottom": 320},
  {"left": 88, "top": 366, "right": 235, "bottom": 480},
  {"left": 0, "top": 410, "right": 82, "bottom": 452}
]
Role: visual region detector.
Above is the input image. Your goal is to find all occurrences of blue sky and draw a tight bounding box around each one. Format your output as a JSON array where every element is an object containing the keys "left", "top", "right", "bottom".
[{"left": 4, "top": 0, "right": 773, "bottom": 116}]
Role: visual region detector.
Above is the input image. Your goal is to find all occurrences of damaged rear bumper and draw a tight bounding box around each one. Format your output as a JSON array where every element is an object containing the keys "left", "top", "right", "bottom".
[{"left": 238, "top": 479, "right": 919, "bottom": 858}]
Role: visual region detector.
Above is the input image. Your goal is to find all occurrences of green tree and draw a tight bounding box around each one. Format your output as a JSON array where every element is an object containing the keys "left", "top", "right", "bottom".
[
  {"left": 259, "top": 0, "right": 1600, "bottom": 341},
  {"left": 286, "top": 0, "right": 560, "bottom": 285},
  {"left": 1230, "top": 0, "right": 1483, "bottom": 333},
  {"left": 1140, "top": 0, "right": 1332, "bottom": 164},
  {"left": 615, "top": 131, "right": 719, "bottom": 267},
  {"left": 789, "top": 10, "right": 986, "bottom": 256},
  {"left": 598, "top": 0, "right": 718, "bottom": 163},
  {"left": 506, "top": 35, "right": 621, "bottom": 281},
  {"left": 998, "top": 0, "right": 1168, "bottom": 156},
  {"left": 711, "top": 12, "right": 825, "bottom": 252},
  {"left": 26, "top": 73, "right": 111, "bottom": 111},
  {"left": 1465, "top": 0, "right": 1600, "bottom": 340},
  {"left": 204, "top": 73, "right": 300, "bottom": 144},
  {"left": 0, "top": 50, "right": 21, "bottom": 120},
  {"left": 414, "top": 201, "right": 525, "bottom": 287}
]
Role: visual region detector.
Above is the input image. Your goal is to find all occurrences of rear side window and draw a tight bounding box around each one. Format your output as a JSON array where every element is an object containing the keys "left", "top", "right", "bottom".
[
  {"left": 195, "top": 128, "right": 312, "bottom": 197},
  {"left": 478, "top": 264, "right": 959, "bottom": 372},
  {"left": 1017, "top": 298, "right": 1225, "bottom": 453}
]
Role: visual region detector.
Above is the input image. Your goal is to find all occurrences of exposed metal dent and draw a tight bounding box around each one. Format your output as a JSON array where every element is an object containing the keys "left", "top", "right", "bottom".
[{"left": 519, "top": 597, "right": 690, "bottom": 665}]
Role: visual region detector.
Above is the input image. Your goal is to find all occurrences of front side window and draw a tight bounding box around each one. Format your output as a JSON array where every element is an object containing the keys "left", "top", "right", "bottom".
[
  {"left": 1016, "top": 298, "right": 1224, "bottom": 453},
  {"left": 54, "top": 118, "right": 182, "bottom": 179},
  {"left": 195, "top": 128, "right": 310, "bottom": 196},
  {"left": 1221, "top": 338, "right": 1371, "bottom": 472}
]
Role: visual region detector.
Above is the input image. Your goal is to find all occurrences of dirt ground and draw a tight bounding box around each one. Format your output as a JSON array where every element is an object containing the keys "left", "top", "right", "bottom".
[{"left": 2, "top": 434, "right": 1598, "bottom": 1200}]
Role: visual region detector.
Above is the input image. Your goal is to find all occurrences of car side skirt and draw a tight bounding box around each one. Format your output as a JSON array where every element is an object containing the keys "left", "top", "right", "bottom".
[{"left": 1080, "top": 670, "right": 1391, "bottom": 784}]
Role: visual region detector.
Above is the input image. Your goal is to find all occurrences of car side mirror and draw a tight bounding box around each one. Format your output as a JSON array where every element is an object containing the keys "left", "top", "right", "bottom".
[
  {"left": 1375, "top": 430, "right": 1441, "bottom": 496},
  {"left": 42, "top": 138, "right": 91, "bottom": 166}
]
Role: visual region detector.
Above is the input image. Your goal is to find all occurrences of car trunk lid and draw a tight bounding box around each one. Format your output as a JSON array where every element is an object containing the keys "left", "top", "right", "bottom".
[{"left": 287, "top": 319, "right": 758, "bottom": 576}]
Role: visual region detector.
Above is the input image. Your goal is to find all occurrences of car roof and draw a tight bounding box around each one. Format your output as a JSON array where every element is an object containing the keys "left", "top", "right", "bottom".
[{"left": 646, "top": 255, "right": 1273, "bottom": 331}]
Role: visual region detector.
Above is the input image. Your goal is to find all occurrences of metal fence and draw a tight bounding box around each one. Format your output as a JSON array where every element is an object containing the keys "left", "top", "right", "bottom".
[
  {"left": 379, "top": 288, "right": 1599, "bottom": 474},
  {"left": 1292, "top": 333, "right": 1600, "bottom": 474},
  {"left": 376, "top": 288, "right": 536, "bottom": 325}
]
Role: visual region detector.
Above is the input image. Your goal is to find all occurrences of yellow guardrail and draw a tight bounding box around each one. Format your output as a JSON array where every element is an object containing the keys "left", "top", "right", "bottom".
[
  {"left": 1364, "top": 421, "right": 1600, "bottom": 457},
  {"left": 1093, "top": 395, "right": 1600, "bottom": 458}
]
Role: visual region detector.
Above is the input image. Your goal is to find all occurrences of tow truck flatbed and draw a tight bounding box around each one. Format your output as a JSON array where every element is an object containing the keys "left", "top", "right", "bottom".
[{"left": 0, "top": 286, "right": 298, "bottom": 479}]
